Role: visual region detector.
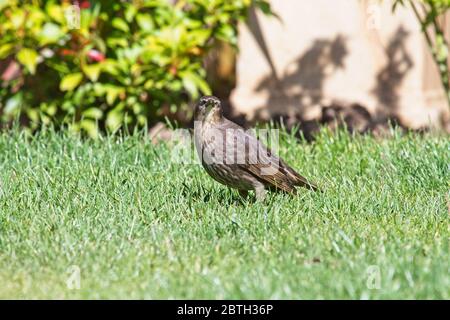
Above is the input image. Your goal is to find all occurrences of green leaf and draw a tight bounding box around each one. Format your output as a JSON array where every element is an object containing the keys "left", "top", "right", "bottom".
[
  {"left": 255, "top": 1, "right": 281, "bottom": 20},
  {"left": 188, "top": 29, "right": 211, "bottom": 46},
  {"left": 106, "top": 109, "right": 123, "bottom": 132},
  {"left": 180, "top": 71, "right": 211, "bottom": 98},
  {"left": 83, "top": 108, "right": 103, "bottom": 119},
  {"left": 125, "top": 5, "right": 137, "bottom": 22},
  {"left": 40, "top": 102, "right": 57, "bottom": 116},
  {"left": 82, "top": 63, "right": 102, "bottom": 82},
  {"left": 104, "top": 85, "right": 125, "bottom": 105},
  {"left": 112, "top": 18, "right": 130, "bottom": 33},
  {"left": 255, "top": 1, "right": 271, "bottom": 15},
  {"left": 101, "top": 59, "right": 120, "bottom": 76},
  {"left": 181, "top": 73, "right": 198, "bottom": 98},
  {"left": 435, "top": 35, "right": 449, "bottom": 62},
  {"left": 144, "top": 79, "right": 155, "bottom": 89},
  {"left": 45, "top": 2, "right": 65, "bottom": 24},
  {"left": 107, "top": 38, "right": 129, "bottom": 48},
  {"left": 11, "top": 10, "right": 25, "bottom": 29},
  {"left": 80, "top": 119, "right": 99, "bottom": 138},
  {"left": 40, "top": 22, "right": 63, "bottom": 45},
  {"left": 0, "top": 43, "right": 14, "bottom": 59},
  {"left": 0, "top": 0, "right": 9, "bottom": 11},
  {"left": 60, "top": 73, "right": 83, "bottom": 91},
  {"left": 4, "top": 93, "right": 23, "bottom": 115},
  {"left": 136, "top": 13, "right": 154, "bottom": 31},
  {"left": 217, "top": 24, "right": 236, "bottom": 45},
  {"left": 26, "top": 108, "right": 39, "bottom": 123},
  {"left": 17, "top": 48, "right": 39, "bottom": 74}
]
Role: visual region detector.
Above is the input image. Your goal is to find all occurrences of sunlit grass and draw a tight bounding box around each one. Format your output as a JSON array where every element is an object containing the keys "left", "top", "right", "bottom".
[{"left": 0, "top": 127, "right": 448, "bottom": 299}]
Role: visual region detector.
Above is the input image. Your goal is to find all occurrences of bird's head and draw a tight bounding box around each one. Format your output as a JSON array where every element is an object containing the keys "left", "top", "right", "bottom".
[{"left": 194, "top": 95, "right": 222, "bottom": 123}]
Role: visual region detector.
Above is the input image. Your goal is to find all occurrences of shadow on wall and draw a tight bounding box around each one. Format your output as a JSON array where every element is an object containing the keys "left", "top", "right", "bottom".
[
  {"left": 254, "top": 34, "right": 348, "bottom": 118},
  {"left": 234, "top": 23, "right": 421, "bottom": 140},
  {"left": 372, "top": 26, "right": 414, "bottom": 116}
]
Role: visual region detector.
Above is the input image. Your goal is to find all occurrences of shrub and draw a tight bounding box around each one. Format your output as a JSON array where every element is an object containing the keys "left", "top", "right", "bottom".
[
  {"left": 393, "top": 0, "right": 450, "bottom": 110},
  {"left": 0, "top": 0, "right": 273, "bottom": 137}
]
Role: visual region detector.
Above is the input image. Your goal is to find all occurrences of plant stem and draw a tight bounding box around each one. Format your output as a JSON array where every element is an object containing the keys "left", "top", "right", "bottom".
[{"left": 409, "top": 0, "right": 450, "bottom": 110}]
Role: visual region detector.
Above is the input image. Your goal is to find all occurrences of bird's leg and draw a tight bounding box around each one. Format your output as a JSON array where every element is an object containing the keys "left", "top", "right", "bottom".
[
  {"left": 254, "top": 184, "right": 267, "bottom": 202},
  {"left": 238, "top": 190, "right": 249, "bottom": 198}
]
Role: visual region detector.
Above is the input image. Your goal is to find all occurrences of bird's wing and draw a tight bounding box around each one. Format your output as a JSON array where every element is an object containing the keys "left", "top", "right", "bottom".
[
  {"left": 220, "top": 119, "right": 318, "bottom": 192},
  {"left": 278, "top": 158, "right": 319, "bottom": 191}
]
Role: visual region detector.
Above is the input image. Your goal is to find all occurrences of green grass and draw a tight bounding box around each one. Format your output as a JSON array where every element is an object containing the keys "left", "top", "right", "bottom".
[{"left": 0, "top": 127, "right": 448, "bottom": 299}]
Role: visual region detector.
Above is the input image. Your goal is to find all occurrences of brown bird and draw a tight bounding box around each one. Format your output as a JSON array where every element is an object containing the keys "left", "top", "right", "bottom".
[{"left": 194, "top": 96, "right": 319, "bottom": 201}]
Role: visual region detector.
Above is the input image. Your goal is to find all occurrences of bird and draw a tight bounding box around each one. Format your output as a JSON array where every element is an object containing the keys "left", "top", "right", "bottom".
[{"left": 193, "top": 95, "right": 319, "bottom": 201}]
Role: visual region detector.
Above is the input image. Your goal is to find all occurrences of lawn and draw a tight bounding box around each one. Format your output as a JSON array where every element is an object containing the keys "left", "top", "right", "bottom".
[{"left": 0, "top": 127, "right": 448, "bottom": 299}]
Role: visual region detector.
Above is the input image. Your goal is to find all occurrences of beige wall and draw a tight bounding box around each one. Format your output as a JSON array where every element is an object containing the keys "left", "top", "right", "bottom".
[{"left": 230, "top": 0, "right": 449, "bottom": 129}]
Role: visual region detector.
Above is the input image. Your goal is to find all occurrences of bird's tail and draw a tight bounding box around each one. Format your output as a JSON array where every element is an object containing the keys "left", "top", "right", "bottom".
[
  {"left": 292, "top": 173, "right": 320, "bottom": 192},
  {"left": 280, "top": 160, "right": 320, "bottom": 192}
]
